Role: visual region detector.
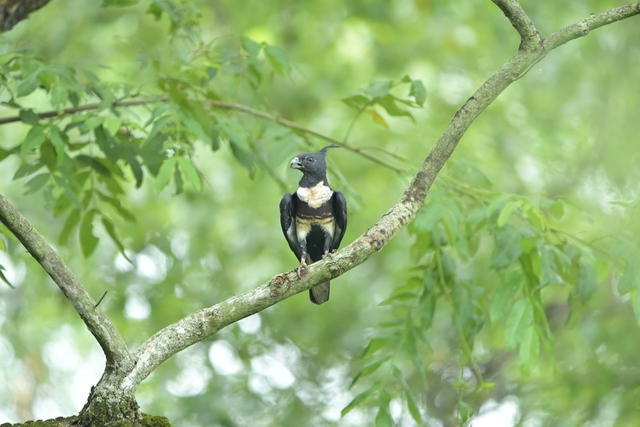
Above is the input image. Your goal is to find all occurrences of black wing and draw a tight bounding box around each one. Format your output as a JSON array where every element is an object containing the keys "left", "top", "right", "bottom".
[
  {"left": 331, "top": 191, "right": 347, "bottom": 250},
  {"left": 279, "top": 193, "right": 301, "bottom": 259}
]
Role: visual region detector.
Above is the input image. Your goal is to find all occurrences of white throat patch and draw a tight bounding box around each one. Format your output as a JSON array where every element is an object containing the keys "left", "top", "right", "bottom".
[{"left": 297, "top": 181, "right": 333, "bottom": 209}]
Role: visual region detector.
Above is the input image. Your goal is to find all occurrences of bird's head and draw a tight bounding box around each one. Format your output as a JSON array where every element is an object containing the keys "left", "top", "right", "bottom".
[{"left": 290, "top": 145, "right": 340, "bottom": 180}]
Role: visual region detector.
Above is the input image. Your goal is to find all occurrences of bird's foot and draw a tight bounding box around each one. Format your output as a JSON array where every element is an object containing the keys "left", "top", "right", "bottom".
[
  {"left": 322, "top": 249, "right": 336, "bottom": 259},
  {"left": 295, "top": 259, "right": 307, "bottom": 278}
]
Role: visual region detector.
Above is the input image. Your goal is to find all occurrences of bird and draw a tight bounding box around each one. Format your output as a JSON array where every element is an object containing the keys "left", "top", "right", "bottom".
[{"left": 279, "top": 145, "right": 347, "bottom": 304}]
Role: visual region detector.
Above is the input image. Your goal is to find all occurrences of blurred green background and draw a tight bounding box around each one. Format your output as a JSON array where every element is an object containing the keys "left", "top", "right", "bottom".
[{"left": 0, "top": 0, "right": 639, "bottom": 425}]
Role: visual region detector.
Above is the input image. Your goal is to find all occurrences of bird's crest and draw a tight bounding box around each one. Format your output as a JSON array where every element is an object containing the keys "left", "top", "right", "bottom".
[{"left": 319, "top": 144, "right": 341, "bottom": 154}]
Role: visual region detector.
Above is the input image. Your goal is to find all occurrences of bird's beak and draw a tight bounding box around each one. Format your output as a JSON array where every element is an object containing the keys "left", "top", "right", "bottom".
[{"left": 290, "top": 157, "right": 302, "bottom": 170}]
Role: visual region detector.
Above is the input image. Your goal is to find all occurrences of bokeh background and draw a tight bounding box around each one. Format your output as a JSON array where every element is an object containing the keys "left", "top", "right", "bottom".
[{"left": 0, "top": 0, "right": 639, "bottom": 425}]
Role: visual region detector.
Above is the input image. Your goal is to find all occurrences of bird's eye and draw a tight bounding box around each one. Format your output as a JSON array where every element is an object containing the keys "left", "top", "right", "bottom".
[{"left": 308, "top": 157, "right": 315, "bottom": 163}]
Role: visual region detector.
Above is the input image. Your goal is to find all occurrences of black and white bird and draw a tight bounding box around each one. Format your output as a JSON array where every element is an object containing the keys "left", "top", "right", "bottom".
[{"left": 279, "top": 145, "right": 347, "bottom": 304}]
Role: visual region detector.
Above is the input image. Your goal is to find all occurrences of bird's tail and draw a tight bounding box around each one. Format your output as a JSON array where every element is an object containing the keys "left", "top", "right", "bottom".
[{"left": 309, "top": 281, "right": 330, "bottom": 305}]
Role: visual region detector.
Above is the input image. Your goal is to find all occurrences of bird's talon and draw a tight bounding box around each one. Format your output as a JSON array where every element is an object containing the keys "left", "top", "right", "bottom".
[{"left": 295, "top": 260, "right": 307, "bottom": 278}]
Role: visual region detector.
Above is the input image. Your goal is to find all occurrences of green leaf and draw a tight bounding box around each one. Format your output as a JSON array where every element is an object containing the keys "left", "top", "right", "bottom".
[
  {"left": 341, "top": 384, "right": 379, "bottom": 417},
  {"left": 505, "top": 299, "right": 533, "bottom": 348},
  {"left": 630, "top": 290, "right": 640, "bottom": 325},
  {"left": 490, "top": 273, "right": 523, "bottom": 322},
  {"left": 378, "top": 292, "right": 416, "bottom": 306},
  {"left": 241, "top": 36, "right": 262, "bottom": 57},
  {"left": 40, "top": 141, "right": 57, "bottom": 171},
  {"left": 374, "top": 404, "right": 393, "bottom": 427},
  {"left": 19, "top": 109, "right": 40, "bottom": 124},
  {"left": 17, "top": 77, "right": 39, "bottom": 97},
  {"left": 102, "top": 0, "right": 140, "bottom": 7},
  {"left": 177, "top": 157, "right": 202, "bottom": 191},
  {"left": 518, "top": 325, "right": 540, "bottom": 366},
  {"left": 23, "top": 173, "right": 49, "bottom": 195},
  {"left": 342, "top": 94, "right": 370, "bottom": 110},
  {"left": 21, "top": 125, "right": 46, "bottom": 153},
  {"left": 50, "top": 85, "right": 69, "bottom": 108},
  {"left": 80, "top": 209, "right": 99, "bottom": 257},
  {"left": 182, "top": 115, "right": 211, "bottom": 144},
  {"left": 376, "top": 95, "right": 414, "bottom": 121},
  {"left": 412, "top": 203, "right": 443, "bottom": 232},
  {"left": 0, "top": 265, "right": 14, "bottom": 289},
  {"left": 97, "top": 192, "right": 136, "bottom": 222},
  {"left": 409, "top": 79, "right": 427, "bottom": 106},
  {"left": 365, "top": 80, "right": 392, "bottom": 99},
  {"left": 264, "top": 44, "right": 289, "bottom": 74},
  {"left": 0, "top": 147, "right": 13, "bottom": 162},
  {"left": 94, "top": 126, "right": 120, "bottom": 163},
  {"left": 350, "top": 357, "right": 390, "bottom": 388},
  {"left": 491, "top": 225, "right": 522, "bottom": 268},
  {"left": 49, "top": 127, "right": 66, "bottom": 166},
  {"left": 59, "top": 210, "right": 81, "bottom": 245},
  {"left": 618, "top": 260, "right": 640, "bottom": 294},
  {"left": 523, "top": 203, "right": 546, "bottom": 231},
  {"left": 13, "top": 162, "right": 43, "bottom": 180},
  {"left": 539, "top": 245, "right": 557, "bottom": 286},
  {"left": 173, "top": 161, "right": 184, "bottom": 194},
  {"left": 497, "top": 200, "right": 522, "bottom": 227},
  {"left": 548, "top": 200, "right": 565, "bottom": 219},
  {"left": 392, "top": 366, "right": 423, "bottom": 424},
  {"left": 101, "top": 217, "right": 132, "bottom": 263},
  {"left": 457, "top": 401, "right": 474, "bottom": 424},
  {"left": 360, "top": 337, "right": 391, "bottom": 358},
  {"left": 123, "top": 148, "right": 144, "bottom": 188},
  {"left": 577, "top": 256, "right": 597, "bottom": 301},
  {"left": 157, "top": 157, "right": 177, "bottom": 190},
  {"left": 76, "top": 155, "right": 111, "bottom": 177}
]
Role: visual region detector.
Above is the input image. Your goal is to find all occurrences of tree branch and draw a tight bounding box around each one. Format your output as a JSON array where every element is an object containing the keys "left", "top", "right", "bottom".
[
  {"left": 491, "top": 0, "right": 543, "bottom": 51},
  {"left": 0, "top": 97, "right": 405, "bottom": 173},
  {"left": 544, "top": 2, "right": 640, "bottom": 50},
  {"left": 0, "top": 98, "right": 165, "bottom": 125},
  {"left": 0, "top": 194, "right": 133, "bottom": 370},
  {"left": 118, "top": 0, "right": 640, "bottom": 392},
  {"left": 0, "top": 0, "right": 51, "bottom": 32}
]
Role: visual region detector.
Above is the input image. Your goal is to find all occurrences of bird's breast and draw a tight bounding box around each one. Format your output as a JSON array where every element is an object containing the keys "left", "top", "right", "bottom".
[{"left": 297, "top": 181, "right": 333, "bottom": 209}]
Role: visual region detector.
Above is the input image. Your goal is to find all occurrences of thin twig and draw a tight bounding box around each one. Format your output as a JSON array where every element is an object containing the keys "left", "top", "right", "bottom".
[
  {"left": 94, "top": 290, "right": 108, "bottom": 309},
  {"left": 0, "top": 98, "right": 165, "bottom": 125}
]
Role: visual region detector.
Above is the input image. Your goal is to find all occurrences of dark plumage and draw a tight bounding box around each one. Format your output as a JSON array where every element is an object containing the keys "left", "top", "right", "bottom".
[{"left": 279, "top": 145, "right": 347, "bottom": 304}]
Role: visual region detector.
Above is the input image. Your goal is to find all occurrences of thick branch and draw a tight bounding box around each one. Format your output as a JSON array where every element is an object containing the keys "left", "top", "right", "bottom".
[
  {"left": 0, "top": 0, "right": 51, "bottom": 32},
  {"left": 491, "top": 0, "right": 542, "bottom": 51},
  {"left": 0, "top": 194, "right": 133, "bottom": 370},
  {"left": 0, "top": 98, "right": 404, "bottom": 173},
  {"left": 119, "top": 0, "right": 640, "bottom": 391}
]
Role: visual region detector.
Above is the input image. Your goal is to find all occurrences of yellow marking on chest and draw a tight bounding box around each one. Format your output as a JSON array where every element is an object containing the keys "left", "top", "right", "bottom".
[{"left": 297, "top": 181, "right": 333, "bottom": 209}]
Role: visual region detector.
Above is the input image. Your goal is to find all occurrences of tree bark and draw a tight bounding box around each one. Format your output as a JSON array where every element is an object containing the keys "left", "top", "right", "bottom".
[{"left": 0, "top": 0, "right": 51, "bottom": 32}]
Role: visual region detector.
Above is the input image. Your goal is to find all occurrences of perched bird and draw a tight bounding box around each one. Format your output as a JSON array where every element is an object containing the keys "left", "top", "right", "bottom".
[{"left": 279, "top": 145, "right": 347, "bottom": 304}]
